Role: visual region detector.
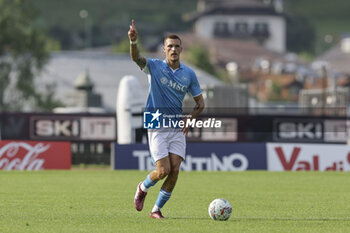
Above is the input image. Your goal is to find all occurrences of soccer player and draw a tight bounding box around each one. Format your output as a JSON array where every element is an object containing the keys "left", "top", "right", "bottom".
[{"left": 128, "top": 19, "right": 205, "bottom": 219}]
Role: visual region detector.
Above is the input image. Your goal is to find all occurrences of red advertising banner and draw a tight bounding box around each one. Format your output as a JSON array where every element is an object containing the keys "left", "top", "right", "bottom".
[
  {"left": 267, "top": 143, "right": 350, "bottom": 171},
  {"left": 0, "top": 141, "right": 71, "bottom": 170}
]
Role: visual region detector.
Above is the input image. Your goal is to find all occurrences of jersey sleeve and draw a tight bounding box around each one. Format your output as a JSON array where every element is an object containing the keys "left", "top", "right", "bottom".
[
  {"left": 188, "top": 70, "right": 202, "bottom": 97},
  {"left": 142, "top": 58, "right": 158, "bottom": 75}
]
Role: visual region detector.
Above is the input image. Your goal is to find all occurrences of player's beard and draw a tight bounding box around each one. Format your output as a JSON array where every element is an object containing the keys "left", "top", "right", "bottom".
[
  {"left": 169, "top": 54, "right": 179, "bottom": 63},
  {"left": 171, "top": 58, "right": 179, "bottom": 63}
]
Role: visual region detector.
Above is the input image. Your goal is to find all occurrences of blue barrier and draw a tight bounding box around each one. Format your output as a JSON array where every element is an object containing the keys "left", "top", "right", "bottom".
[{"left": 113, "top": 143, "right": 267, "bottom": 171}]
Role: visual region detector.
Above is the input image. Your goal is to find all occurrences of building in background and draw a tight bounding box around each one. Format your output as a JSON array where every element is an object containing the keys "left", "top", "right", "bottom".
[
  {"left": 298, "top": 35, "right": 350, "bottom": 115},
  {"left": 313, "top": 35, "right": 350, "bottom": 88},
  {"left": 178, "top": 0, "right": 313, "bottom": 106},
  {"left": 184, "top": 0, "right": 286, "bottom": 53},
  {"left": 299, "top": 87, "right": 349, "bottom": 116},
  {"left": 39, "top": 50, "right": 228, "bottom": 113},
  {"left": 54, "top": 69, "right": 106, "bottom": 113}
]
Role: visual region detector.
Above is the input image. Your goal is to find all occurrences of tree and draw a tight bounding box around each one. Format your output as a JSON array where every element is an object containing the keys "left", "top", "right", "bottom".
[
  {"left": 0, "top": 0, "right": 62, "bottom": 111},
  {"left": 286, "top": 15, "right": 316, "bottom": 54},
  {"left": 112, "top": 37, "right": 145, "bottom": 54},
  {"left": 183, "top": 44, "right": 217, "bottom": 76},
  {"left": 267, "top": 81, "right": 284, "bottom": 101}
]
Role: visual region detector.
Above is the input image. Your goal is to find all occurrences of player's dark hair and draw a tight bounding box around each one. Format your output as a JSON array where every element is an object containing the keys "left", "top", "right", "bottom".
[{"left": 164, "top": 34, "right": 182, "bottom": 45}]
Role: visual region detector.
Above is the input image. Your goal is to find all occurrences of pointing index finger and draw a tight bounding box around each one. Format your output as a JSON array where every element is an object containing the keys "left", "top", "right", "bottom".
[{"left": 131, "top": 19, "right": 136, "bottom": 29}]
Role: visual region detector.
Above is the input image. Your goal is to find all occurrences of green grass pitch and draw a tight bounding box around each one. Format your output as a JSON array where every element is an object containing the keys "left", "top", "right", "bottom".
[{"left": 1, "top": 170, "right": 350, "bottom": 233}]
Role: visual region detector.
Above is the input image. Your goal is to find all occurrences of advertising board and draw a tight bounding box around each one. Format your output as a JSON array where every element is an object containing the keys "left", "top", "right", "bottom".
[
  {"left": 267, "top": 143, "right": 350, "bottom": 171},
  {"left": 113, "top": 143, "right": 267, "bottom": 171},
  {"left": 0, "top": 140, "right": 71, "bottom": 170},
  {"left": 273, "top": 118, "right": 324, "bottom": 143},
  {"left": 30, "top": 115, "right": 115, "bottom": 141},
  {"left": 324, "top": 120, "right": 350, "bottom": 143}
]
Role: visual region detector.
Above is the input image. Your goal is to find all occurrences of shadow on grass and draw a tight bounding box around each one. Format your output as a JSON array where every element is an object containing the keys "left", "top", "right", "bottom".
[
  {"left": 167, "top": 216, "right": 350, "bottom": 222},
  {"left": 233, "top": 217, "right": 350, "bottom": 222},
  {"left": 167, "top": 216, "right": 210, "bottom": 220}
]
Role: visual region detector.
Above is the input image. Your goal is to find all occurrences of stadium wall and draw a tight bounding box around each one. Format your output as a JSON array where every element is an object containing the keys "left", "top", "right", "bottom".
[
  {"left": 1, "top": 112, "right": 350, "bottom": 167},
  {"left": 0, "top": 112, "right": 116, "bottom": 164}
]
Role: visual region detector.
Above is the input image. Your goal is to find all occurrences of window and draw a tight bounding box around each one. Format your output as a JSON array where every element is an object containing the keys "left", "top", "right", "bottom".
[
  {"left": 233, "top": 22, "right": 249, "bottom": 38},
  {"left": 252, "top": 23, "right": 270, "bottom": 43},
  {"left": 213, "top": 22, "right": 230, "bottom": 37}
]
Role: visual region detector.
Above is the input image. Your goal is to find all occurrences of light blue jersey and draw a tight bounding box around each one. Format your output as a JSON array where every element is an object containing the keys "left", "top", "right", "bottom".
[{"left": 144, "top": 59, "right": 202, "bottom": 115}]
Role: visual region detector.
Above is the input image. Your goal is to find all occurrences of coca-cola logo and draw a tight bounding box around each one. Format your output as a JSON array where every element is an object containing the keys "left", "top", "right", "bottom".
[{"left": 0, "top": 142, "right": 50, "bottom": 170}]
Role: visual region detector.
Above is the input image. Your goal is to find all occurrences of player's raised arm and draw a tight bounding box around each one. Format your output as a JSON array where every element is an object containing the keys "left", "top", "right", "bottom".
[{"left": 128, "top": 19, "right": 146, "bottom": 70}]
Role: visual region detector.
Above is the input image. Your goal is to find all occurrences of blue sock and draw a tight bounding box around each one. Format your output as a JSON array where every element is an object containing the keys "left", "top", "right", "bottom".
[
  {"left": 143, "top": 174, "right": 157, "bottom": 189},
  {"left": 155, "top": 189, "right": 172, "bottom": 209}
]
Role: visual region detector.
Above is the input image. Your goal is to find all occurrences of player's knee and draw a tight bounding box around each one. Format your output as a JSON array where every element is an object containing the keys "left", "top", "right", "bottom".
[
  {"left": 157, "top": 167, "right": 170, "bottom": 179},
  {"left": 158, "top": 171, "right": 168, "bottom": 179}
]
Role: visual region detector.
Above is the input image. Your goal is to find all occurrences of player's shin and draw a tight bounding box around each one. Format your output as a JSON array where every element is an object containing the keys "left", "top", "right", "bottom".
[
  {"left": 141, "top": 174, "right": 157, "bottom": 192},
  {"left": 152, "top": 189, "right": 172, "bottom": 212}
]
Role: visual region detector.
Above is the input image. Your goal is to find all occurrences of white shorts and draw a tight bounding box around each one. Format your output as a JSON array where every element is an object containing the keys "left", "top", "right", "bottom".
[{"left": 148, "top": 128, "right": 186, "bottom": 163}]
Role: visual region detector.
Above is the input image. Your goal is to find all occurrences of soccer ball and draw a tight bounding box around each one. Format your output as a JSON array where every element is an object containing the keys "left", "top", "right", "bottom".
[{"left": 208, "top": 198, "right": 232, "bottom": 221}]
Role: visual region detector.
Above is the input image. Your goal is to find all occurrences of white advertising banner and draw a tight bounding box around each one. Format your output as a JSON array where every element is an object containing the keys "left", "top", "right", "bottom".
[
  {"left": 30, "top": 115, "right": 115, "bottom": 141},
  {"left": 80, "top": 117, "right": 115, "bottom": 140},
  {"left": 267, "top": 143, "right": 350, "bottom": 171},
  {"left": 324, "top": 120, "right": 350, "bottom": 143}
]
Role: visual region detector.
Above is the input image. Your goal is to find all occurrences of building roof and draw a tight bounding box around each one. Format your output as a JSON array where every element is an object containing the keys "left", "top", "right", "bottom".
[
  {"left": 177, "top": 32, "right": 284, "bottom": 70},
  {"left": 316, "top": 42, "right": 350, "bottom": 76},
  {"left": 184, "top": 0, "right": 284, "bottom": 22},
  {"left": 38, "top": 50, "right": 224, "bottom": 112}
]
